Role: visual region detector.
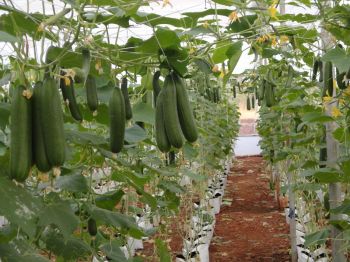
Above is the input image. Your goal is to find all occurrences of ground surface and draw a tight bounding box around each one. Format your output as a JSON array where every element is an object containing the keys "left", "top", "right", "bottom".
[
  {"left": 138, "top": 156, "right": 290, "bottom": 261},
  {"left": 209, "top": 156, "right": 290, "bottom": 262}
]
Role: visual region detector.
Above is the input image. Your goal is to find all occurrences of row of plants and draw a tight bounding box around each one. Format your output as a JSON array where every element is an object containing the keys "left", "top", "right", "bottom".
[{"left": 0, "top": 1, "right": 241, "bottom": 261}]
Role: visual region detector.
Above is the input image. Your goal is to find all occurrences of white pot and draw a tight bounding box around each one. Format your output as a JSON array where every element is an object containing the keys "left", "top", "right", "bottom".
[
  {"left": 137, "top": 216, "right": 153, "bottom": 231},
  {"left": 127, "top": 237, "right": 143, "bottom": 251},
  {"left": 312, "top": 247, "right": 327, "bottom": 261},
  {"left": 285, "top": 208, "right": 290, "bottom": 224},
  {"left": 194, "top": 243, "right": 209, "bottom": 262},
  {"left": 298, "top": 249, "right": 314, "bottom": 262},
  {"left": 152, "top": 213, "right": 160, "bottom": 227},
  {"left": 121, "top": 245, "right": 130, "bottom": 259},
  {"left": 209, "top": 197, "right": 221, "bottom": 214}
]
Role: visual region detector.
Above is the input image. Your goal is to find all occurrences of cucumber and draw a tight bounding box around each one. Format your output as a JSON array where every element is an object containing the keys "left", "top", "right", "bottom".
[
  {"left": 162, "top": 75, "right": 183, "bottom": 148},
  {"left": 86, "top": 75, "right": 98, "bottom": 112},
  {"left": 285, "top": 65, "right": 293, "bottom": 88},
  {"left": 10, "top": 85, "right": 32, "bottom": 181},
  {"left": 264, "top": 82, "right": 276, "bottom": 107},
  {"left": 251, "top": 95, "right": 255, "bottom": 109},
  {"left": 318, "top": 60, "right": 323, "bottom": 82},
  {"left": 32, "top": 82, "right": 51, "bottom": 173},
  {"left": 109, "top": 86, "right": 125, "bottom": 153},
  {"left": 312, "top": 60, "right": 319, "bottom": 81},
  {"left": 152, "top": 71, "right": 161, "bottom": 107},
  {"left": 82, "top": 48, "right": 91, "bottom": 82},
  {"left": 258, "top": 79, "right": 266, "bottom": 101},
  {"left": 60, "top": 72, "right": 82, "bottom": 121},
  {"left": 173, "top": 73, "right": 198, "bottom": 143},
  {"left": 40, "top": 77, "right": 66, "bottom": 167},
  {"left": 246, "top": 96, "right": 251, "bottom": 110},
  {"left": 336, "top": 68, "right": 347, "bottom": 90},
  {"left": 323, "top": 61, "right": 333, "bottom": 97},
  {"left": 155, "top": 90, "right": 171, "bottom": 153},
  {"left": 88, "top": 218, "right": 97, "bottom": 236},
  {"left": 121, "top": 77, "right": 132, "bottom": 120},
  {"left": 233, "top": 85, "right": 236, "bottom": 98}
]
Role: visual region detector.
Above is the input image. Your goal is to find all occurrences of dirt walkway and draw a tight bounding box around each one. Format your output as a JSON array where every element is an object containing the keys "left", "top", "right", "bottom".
[{"left": 209, "top": 156, "right": 290, "bottom": 262}]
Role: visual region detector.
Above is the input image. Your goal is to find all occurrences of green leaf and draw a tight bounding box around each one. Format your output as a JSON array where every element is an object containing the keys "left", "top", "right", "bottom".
[
  {"left": 301, "top": 112, "right": 334, "bottom": 123},
  {"left": 38, "top": 202, "right": 79, "bottom": 239},
  {"left": 223, "top": 41, "right": 243, "bottom": 86},
  {"left": 193, "top": 58, "right": 212, "bottom": 74},
  {"left": 89, "top": 206, "right": 144, "bottom": 238},
  {"left": 65, "top": 129, "right": 107, "bottom": 146},
  {"left": 55, "top": 174, "right": 89, "bottom": 193},
  {"left": 301, "top": 168, "right": 342, "bottom": 183},
  {"left": 125, "top": 125, "right": 148, "bottom": 143},
  {"left": 227, "top": 15, "right": 258, "bottom": 37},
  {"left": 95, "top": 190, "right": 124, "bottom": 211},
  {"left": 0, "top": 177, "right": 43, "bottom": 238},
  {"left": 304, "top": 228, "right": 330, "bottom": 247},
  {"left": 0, "top": 102, "right": 10, "bottom": 131},
  {"left": 0, "top": 31, "right": 18, "bottom": 42},
  {"left": 132, "top": 102, "right": 155, "bottom": 125},
  {"left": 99, "top": 241, "right": 127, "bottom": 262},
  {"left": 43, "top": 229, "right": 91, "bottom": 260},
  {"left": 321, "top": 46, "right": 350, "bottom": 73},
  {"left": 212, "top": 40, "right": 232, "bottom": 64},
  {"left": 0, "top": 240, "right": 50, "bottom": 262},
  {"left": 332, "top": 199, "right": 350, "bottom": 215},
  {"left": 155, "top": 238, "right": 171, "bottom": 262}
]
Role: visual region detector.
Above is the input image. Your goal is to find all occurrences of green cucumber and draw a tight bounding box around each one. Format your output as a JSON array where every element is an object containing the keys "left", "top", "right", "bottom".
[
  {"left": 233, "top": 85, "right": 236, "bottom": 98},
  {"left": 246, "top": 96, "right": 251, "bottom": 110},
  {"left": 155, "top": 90, "right": 171, "bottom": 153},
  {"left": 173, "top": 73, "right": 198, "bottom": 143},
  {"left": 312, "top": 60, "right": 319, "bottom": 81},
  {"left": 60, "top": 72, "right": 82, "bottom": 121},
  {"left": 121, "top": 77, "right": 132, "bottom": 120},
  {"left": 251, "top": 95, "right": 255, "bottom": 109},
  {"left": 82, "top": 48, "right": 91, "bottom": 82},
  {"left": 40, "top": 77, "right": 66, "bottom": 167},
  {"left": 109, "top": 86, "right": 125, "bottom": 153},
  {"left": 88, "top": 218, "right": 97, "bottom": 236},
  {"left": 285, "top": 65, "right": 293, "bottom": 88},
  {"left": 10, "top": 85, "right": 32, "bottom": 181},
  {"left": 318, "top": 60, "right": 323, "bottom": 82},
  {"left": 336, "top": 68, "right": 347, "bottom": 90},
  {"left": 323, "top": 61, "right": 333, "bottom": 97},
  {"left": 162, "top": 75, "right": 183, "bottom": 148},
  {"left": 152, "top": 71, "right": 161, "bottom": 107},
  {"left": 32, "top": 82, "right": 51, "bottom": 173},
  {"left": 264, "top": 82, "right": 276, "bottom": 107},
  {"left": 86, "top": 75, "right": 98, "bottom": 112}
]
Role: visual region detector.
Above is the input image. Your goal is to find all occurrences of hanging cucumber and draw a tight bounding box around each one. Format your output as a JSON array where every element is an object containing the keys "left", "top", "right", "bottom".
[
  {"left": 246, "top": 95, "right": 251, "bottom": 110},
  {"left": 152, "top": 71, "right": 161, "bottom": 107},
  {"left": 32, "top": 82, "right": 51, "bottom": 173},
  {"left": 40, "top": 77, "right": 66, "bottom": 167},
  {"left": 318, "top": 60, "right": 323, "bottom": 82},
  {"left": 312, "top": 59, "right": 319, "bottom": 81},
  {"left": 322, "top": 61, "right": 333, "bottom": 97},
  {"left": 258, "top": 79, "right": 266, "bottom": 101},
  {"left": 233, "top": 85, "right": 236, "bottom": 98},
  {"left": 162, "top": 74, "right": 183, "bottom": 148},
  {"left": 81, "top": 48, "right": 91, "bottom": 83},
  {"left": 86, "top": 75, "right": 99, "bottom": 112},
  {"left": 10, "top": 85, "right": 32, "bottom": 182},
  {"left": 251, "top": 95, "right": 255, "bottom": 109},
  {"left": 155, "top": 90, "right": 171, "bottom": 153},
  {"left": 121, "top": 77, "right": 132, "bottom": 120},
  {"left": 336, "top": 68, "right": 347, "bottom": 90},
  {"left": 173, "top": 73, "right": 198, "bottom": 143},
  {"left": 285, "top": 65, "right": 293, "bottom": 88},
  {"left": 109, "top": 86, "right": 126, "bottom": 153},
  {"left": 60, "top": 72, "right": 82, "bottom": 121},
  {"left": 264, "top": 82, "right": 276, "bottom": 107},
  {"left": 88, "top": 218, "right": 97, "bottom": 236}
]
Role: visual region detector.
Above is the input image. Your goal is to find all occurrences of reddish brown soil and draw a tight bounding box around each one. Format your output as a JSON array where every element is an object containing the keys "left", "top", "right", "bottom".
[{"left": 209, "top": 156, "right": 290, "bottom": 262}]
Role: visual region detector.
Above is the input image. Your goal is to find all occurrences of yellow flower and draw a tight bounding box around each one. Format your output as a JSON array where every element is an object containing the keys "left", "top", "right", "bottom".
[
  {"left": 162, "top": 0, "right": 172, "bottom": 7},
  {"left": 212, "top": 65, "right": 220, "bottom": 73},
  {"left": 95, "top": 59, "right": 104, "bottom": 74},
  {"left": 344, "top": 86, "right": 350, "bottom": 96},
  {"left": 331, "top": 106, "right": 342, "bottom": 118},
  {"left": 203, "top": 21, "right": 209, "bottom": 29},
  {"left": 271, "top": 36, "right": 277, "bottom": 47},
  {"left": 339, "top": 98, "right": 345, "bottom": 105},
  {"left": 189, "top": 47, "right": 196, "bottom": 54},
  {"left": 257, "top": 34, "right": 270, "bottom": 44},
  {"left": 228, "top": 11, "right": 240, "bottom": 22},
  {"left": 268, "top": 6, "right": 278, "bottom": 19},
  {"left": 64, "top": 76, "right": 71, "bottom": 86},
  {"left": 323, "top": 96, "right": 332, "bottom": 103},
  {"left": 279, "top": 35, "right": 289, "bottom": 44},
  {"left": 22, "top": 89, "right": 33, "bottom": 99},
  {"left": 219, "top": 70, "right": 225, "bottom": 78}
]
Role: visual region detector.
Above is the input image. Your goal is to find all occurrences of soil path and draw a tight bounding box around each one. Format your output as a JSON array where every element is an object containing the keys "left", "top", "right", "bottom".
[{"left": 209, "top": 156, "right": 290, "bottom": 262}]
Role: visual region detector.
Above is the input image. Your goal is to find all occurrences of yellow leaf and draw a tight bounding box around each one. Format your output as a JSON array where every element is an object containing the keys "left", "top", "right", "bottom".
[
  {"left": 64, "top": 76, "right": 71, "bottom": 86},
  {"left": 219, "top": 71, "right": 225, "bottom": 78},
  {"left": 268, "top": 6, "right": 278, "bottom": 19},
  {"left": 280, "top": 35, "right": 289, "bottom": 44}
]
